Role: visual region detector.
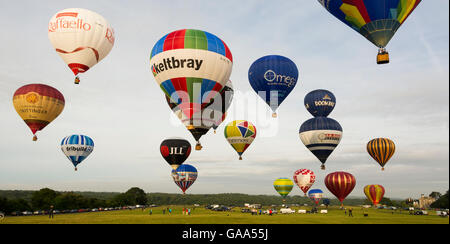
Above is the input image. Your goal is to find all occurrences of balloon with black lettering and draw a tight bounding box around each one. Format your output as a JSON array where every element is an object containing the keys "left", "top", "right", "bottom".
[
  {"left": 299, "top": 117, "right": 343, "bottom": 170},
  {"left": 61, "top": 134, "right": 94, "bottom": 171},
  {"left": 318, "top": 0, "right": 421, "bottom": 64},
  {"left": 248, "top": 55, "right": 299, "bottom": 117},
  {"left": 304, "top": 89, "right": 336, "bottom": 117},
  {"left": 48, "top": 8, "right": 115, "bottom": 84},
  {"left": 160, "top": 138, "right": 191, "bottom": 170},
  {"left": 13, "top": 84, "right": 65, "bottom": 141},
  {"left": 150, "top": 29, "right": 232, "bottom": 134}
]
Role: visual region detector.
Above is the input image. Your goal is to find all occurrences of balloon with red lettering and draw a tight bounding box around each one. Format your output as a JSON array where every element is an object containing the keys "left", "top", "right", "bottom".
[{"left": 48, "top": 8, "right": 115, "bottom": 84}]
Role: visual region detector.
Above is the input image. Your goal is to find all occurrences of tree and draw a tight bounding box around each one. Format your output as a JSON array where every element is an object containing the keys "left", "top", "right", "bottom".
[
  {"left": 31, "top": 188, "right": 59, "bottom": 210},
  {"left": 430, "top": 190, "right": 449, "bottom": 209},
  {"left": 379, "top": 197, "right": 394, "bottom": 206},
  {"left": 429, "top": 192, "right": 442, "bottom": 199},
  {"left": 125, "top": 187, "right": 148, "bottom": 205}
]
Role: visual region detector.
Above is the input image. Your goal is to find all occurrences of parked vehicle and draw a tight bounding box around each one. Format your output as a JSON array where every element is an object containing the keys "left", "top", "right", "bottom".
[{"left": 280, "top": 208, "right": 295, "bottom": 214}]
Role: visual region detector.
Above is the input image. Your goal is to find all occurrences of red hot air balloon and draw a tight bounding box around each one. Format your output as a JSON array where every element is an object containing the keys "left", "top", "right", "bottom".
[{"left": 324, "top": 171, "right": 356, "bottom": 207}]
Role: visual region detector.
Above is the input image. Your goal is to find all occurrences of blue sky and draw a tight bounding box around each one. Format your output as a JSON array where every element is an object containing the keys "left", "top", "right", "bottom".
[{"left": 0, "top": 0, "right": 448, "bottom": 199}]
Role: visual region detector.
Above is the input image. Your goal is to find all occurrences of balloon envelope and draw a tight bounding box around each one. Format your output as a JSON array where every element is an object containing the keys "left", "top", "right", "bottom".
[
  {"left": 273, "top": 178, "right": 294, "bottom": 198},
  {"left": 293, "top": 169, "right": 316, "bottom": 196},
  {"left": 224, "top": 120, "right": 257, "bottom": 160},
  {"left": 150, "top": 29, "right": 233, "bottom": 120},
  {"left": 160, "top": 138, "right": 191, "bottom": 170},
  {"left": 367, "top": 138, "right": 395, "bottom": 170},
  {"left": 299, "top": 117, "right": 343, "bottom": 169},
  {"left": 364, "top": 184, "right": 385, "bottom": 206},
  {"left": 318, "top": 0, "right": 421, "bottom": 48},
  {"left": 325, "top": 171, "right": 356, "bottom": 205},
  {"left": 308, "top": 189, "right": 324, "bottom": 205},
  {"left": 48, "top": 8, "right": 115, "bottom": 80},
  {"left": 304, "top": 89, "right": 336, "bottom": 117},
  {"left": 13, "top": 84, "right": 65, "bottom": 140},
  {"left": 171, "top": 164, "right": 198, "bottom": 194},
  {"left": 61, "top": 134, "right": 94, "bottom": 170},
  {"left": 248, "top": 55, "right": 298, "bottom": 117}
]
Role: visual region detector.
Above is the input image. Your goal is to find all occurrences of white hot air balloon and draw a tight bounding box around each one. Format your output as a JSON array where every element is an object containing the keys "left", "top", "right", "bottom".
[{"left": 48, "top": 8, "right": 115, "bottom": 84}]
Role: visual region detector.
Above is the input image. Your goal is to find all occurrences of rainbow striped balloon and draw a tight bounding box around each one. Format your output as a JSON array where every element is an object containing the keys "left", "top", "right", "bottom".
[
  {"left": 150, "top": 29, "right": 233, "bottom": 120},
  {"left": 364, "top": 184, "right": 385, "bottom": 206}
]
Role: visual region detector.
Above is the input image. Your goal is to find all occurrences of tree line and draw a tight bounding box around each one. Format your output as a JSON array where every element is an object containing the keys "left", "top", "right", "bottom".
[{"left": 1, "top": 188, "right": 448, "bottom": 214}]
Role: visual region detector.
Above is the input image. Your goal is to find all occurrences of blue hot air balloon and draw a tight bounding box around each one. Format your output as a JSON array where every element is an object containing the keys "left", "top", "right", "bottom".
[
  {"left": 299, "top": 117, "right": 343, "bottom": 170},
  {"left": 171, "top": 164, "right": 198, "bottom": 194},
  {"left": 61, "top": 134, "right": 94, "bottom": 171},
  {"left": 308, "top": 189, "right": 324, "bottom": 205},
  {"left": 248, "top": 55, "right": 299, "bottom": 118},
  {"left": 304, "top": 89, "right": 336, "bottom": 117}
]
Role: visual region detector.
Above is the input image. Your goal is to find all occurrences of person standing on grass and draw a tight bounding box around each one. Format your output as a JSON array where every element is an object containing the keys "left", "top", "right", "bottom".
[
  {"left": 49, "top": 205, "right": 54, "bottom": 219},
  {"left": 349, "top": 208, "right": 353, "bottom": 217},
  {"left": 163, "top": 209, "right": 166, "bottom": 215},
  {"left": 149, "top": 209, "right": 152, "bottom": 215}
]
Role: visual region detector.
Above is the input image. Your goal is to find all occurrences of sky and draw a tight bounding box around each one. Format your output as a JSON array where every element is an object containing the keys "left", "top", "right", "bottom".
[{"left": 0, "top": 0, "right": 448, "bottom": 199}]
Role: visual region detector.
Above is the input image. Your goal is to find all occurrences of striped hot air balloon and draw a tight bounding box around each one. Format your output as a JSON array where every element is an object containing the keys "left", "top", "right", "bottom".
[
  {"left": 299, "top": 117, "right": 343, "bottom": 170},
  {"left": 150, "top": 29, "right": 232, "bottom": 121},
  {"left": 318, "top": 0, "right": 422, "bottom": 64},
  {"left": 325, "top": 171, "right": 356, "bottom": 206},
  {"left": 273, "top": 178, "right": 294, "bottom": 201},
  {"left": 171, "top": 164, "right": 198, "bottom": 194},
  {"left": 293, "top": 169, "right": 316, "bottom": 196},
  {"left": 364, "top": 184, "right": 385, "bottom": 206},
  {"left": 13, "top": 84, "right": 65, "bottom": 141},
  {"left": 48, "top": 8, "right": 115, "bottom": 84},
  {"left": 61, "top": 134, "right": 94, "bottom": 171},
  {"left": 224, "top": 120, "right": 257, "bottom": 160},
  {"left": 367, "top": 138, "right": 396, "bottom": 170}
]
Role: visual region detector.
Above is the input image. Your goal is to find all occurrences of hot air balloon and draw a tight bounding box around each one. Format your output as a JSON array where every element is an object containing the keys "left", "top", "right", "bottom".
[
  {"left": 150, "top": 29, "right": 232, "bottom": 133},
  {"left": 248, "top": 55, "right": 299, "bottom": 118},
  {"left": 48, "top": 8, "right": 115, "bottom": 84},
  {"left": 273, "top": 178, "right": 294, "bottom": 202},
  {"left": 61, "top": 134, "right": 94, "bottom": 171},
  {"left": 224, "top": 120, "right": 257, "bottom": 160},
  {"left": 165, "top": 95, "right": 214, "bottom": 150},
  {"left": 318, "top": 0, "right": 422, "bottom": 64},
  {"left": 208, "top": 80, "right": 234, "bottom": 133},
  {"left": 367, "top": 138, "right": 395, "bottom": 170},
  {"left": 171, "top": 164, "right": 198, "bottom": 194},
  {"left": 160, "top": 138, "right": 191, "bottom": 170},
  {"left": 308, "top": 189, "right": 324, "bottom": 205},
  {"left": 13, "top": 84, "right": 65, "bottom": 141},
  {"left": 304, "top": 89, "right": 336, "bottom": 117},
  {"left": 325, "top": 171, "right": 356, "bottom": 207},
  {"left": 299, "top": 117, "right": 343, "bottom": 170},
  {"left": 364, "top": 184, "right": 385, "bottom": 206},
  {"left": 293, "top": 169, "right": 316, "bottom": 196}
]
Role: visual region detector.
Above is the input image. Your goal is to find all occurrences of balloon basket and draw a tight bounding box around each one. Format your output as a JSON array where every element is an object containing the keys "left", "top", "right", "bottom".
[
  {"left": 377, "top": 51, "right": 389, "bottom": 65},
  {"left": 321, "top": 164, "right": 325, "bottom": 170},
  {"left": 32, "top": 135, "right": 37, "bottom": 141},
  {"left": 381, "top": 167, "right": 385, "bottom": 171},
  {"left": 74, "top": 76, "right": 80, "bottom": 84},
  {"left": 213, "top": 130, "right": 216, "bottom": 134},
  {"left": 195, "top": 143, "right": 202, "bottom": 151},
  {"left": 239, "top": 156, "right": 242, "bottom": 160},
  {"left": 272, "top": 113, "right": 277, "bottom": 118},
  {"left": 75, "top": 167, "right": 78, "bottom": 171}
]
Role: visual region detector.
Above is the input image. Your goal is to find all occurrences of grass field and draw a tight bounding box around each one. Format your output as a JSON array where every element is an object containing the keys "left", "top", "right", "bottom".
[{"left": 1, "top": 206, "right": 448, "bottom": 224}]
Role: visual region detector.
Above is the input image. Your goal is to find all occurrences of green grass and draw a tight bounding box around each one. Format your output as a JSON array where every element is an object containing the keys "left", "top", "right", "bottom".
[{"left": 1, "top": 206, "right": 448, "bottom": 224}]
